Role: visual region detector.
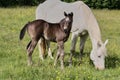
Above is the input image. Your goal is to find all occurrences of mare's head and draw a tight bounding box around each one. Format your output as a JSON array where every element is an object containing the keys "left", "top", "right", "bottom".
[
  {"left": 60, "top": 12, "right": 73, "bottom": 33},
  {"left": 90, "top": 40, "right": 108, "bottom": 70}
]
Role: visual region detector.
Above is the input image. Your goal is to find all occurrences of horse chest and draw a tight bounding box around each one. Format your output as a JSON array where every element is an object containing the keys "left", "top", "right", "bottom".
[{"left": 56, "top": 32, "right": 67, "bottom": 42}]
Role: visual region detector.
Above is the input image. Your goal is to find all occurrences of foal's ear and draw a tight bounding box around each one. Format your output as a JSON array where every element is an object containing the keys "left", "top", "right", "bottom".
[
  {"left": 64, "top": 12, "right": 67, "bottom": 17},
  {"left": 70, "top": 12, "right": 73, "bottom": 16}
]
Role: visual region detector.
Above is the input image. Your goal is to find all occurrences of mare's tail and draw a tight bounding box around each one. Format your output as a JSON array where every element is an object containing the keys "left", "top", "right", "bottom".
[{"left": 19, "top": 22, "right": 30, "bottom": 40}]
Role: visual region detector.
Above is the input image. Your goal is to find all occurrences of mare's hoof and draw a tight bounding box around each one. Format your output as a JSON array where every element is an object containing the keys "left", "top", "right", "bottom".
[
  {"left": 78, "top": 59, "right": 82, "bottom": 65},
  {"left": 69, "top": 63, "right": 72, "bottom": 67},
  {"left": 68, "top": 61, "right": 72, "bottom": 66}
]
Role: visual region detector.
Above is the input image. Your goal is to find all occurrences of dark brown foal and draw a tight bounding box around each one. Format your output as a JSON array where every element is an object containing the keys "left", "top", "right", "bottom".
[{"left": 19, "top": 12, "right": 73, "bottom": 69}]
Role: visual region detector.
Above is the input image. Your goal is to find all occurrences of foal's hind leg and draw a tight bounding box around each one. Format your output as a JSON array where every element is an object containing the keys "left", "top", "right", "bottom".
[
  {"left": 46, "top": 41, "right": 54, "bottom": 59},
  {"left": 79, "top": 32, "right": 88, "bottom": 62},
  {"left": 27, "top": 39, "right": 38, "bottom": 66},
  {"left": 69, "top": 33, "right": 78, "bottom": 66},
  {"left": 38, "top": 38, "right": 46, "bottom": 61}
]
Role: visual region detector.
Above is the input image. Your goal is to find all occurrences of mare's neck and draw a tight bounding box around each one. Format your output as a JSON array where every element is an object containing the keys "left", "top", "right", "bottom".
[
  {"left": 88, "top": 24, "right": 103, "bottom": 50},
  {"left": 87, "top": 12, "right": 103, "bottom": 50}
]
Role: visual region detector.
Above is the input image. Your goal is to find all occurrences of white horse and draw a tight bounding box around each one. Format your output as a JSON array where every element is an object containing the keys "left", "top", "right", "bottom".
[{"left": 36, "top": 0, "right": 108, "bottom": 70}]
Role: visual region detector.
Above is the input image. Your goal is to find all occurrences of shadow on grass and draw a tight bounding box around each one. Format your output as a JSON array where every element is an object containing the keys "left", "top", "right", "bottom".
[
  {"left": 64, "top": 52, "right": 120, "bottom": 69},
  {"left": 51, "top": 49, "right": 120, "bottom": 69},
  {"left": 89, "top": 54, "right": 120, "bottom": 69},
  {"left": 105, "top": 55, "right": 120, "bottom": 69},
  {"left": 64, "top": 52, "right": 90, "bottom": 67}
]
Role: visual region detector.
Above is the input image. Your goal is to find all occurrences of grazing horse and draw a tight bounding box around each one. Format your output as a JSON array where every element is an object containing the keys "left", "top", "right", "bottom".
[
  {"left": 19, "top": 12, "right": 73, "bottom": 69},
  {"left": 36, "top": 0, "right": 108, "bottom": 70}
]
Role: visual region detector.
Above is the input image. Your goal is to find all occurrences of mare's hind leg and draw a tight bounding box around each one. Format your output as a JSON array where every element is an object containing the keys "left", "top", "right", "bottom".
[
  {"left": 79, "top": 32, "right": 88, "bottom": 63},
  {"left": 69, "top": 32, "right": 78, "bottom": 66},
  {"left": 27, "top": 39, "right": 38, "bottom": 66}
]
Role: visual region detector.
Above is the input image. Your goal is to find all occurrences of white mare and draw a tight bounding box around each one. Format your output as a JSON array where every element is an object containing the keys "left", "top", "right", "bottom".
[{"left": 36, "top": 0, "right": 108, "bottom": 70}]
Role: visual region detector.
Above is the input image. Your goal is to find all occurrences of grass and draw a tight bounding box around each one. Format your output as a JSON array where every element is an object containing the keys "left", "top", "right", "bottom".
[{"left": 0, "top": 7, "right": 120, "bottom": 80}]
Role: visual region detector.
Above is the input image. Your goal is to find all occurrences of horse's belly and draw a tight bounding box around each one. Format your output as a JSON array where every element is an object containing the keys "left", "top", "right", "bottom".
[{"left": 44, "top": 34, "right": 56, "bottom": 42}]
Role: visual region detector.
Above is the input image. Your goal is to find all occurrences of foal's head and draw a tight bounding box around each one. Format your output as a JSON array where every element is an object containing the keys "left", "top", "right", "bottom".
[{"left": 60, "top": 12, "right": 73, "bottom": 32}]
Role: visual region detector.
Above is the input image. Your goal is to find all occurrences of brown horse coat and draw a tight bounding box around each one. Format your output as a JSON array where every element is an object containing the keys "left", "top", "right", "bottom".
[{"left": 20, "top": 12, "right": 73, "bottom": 69}]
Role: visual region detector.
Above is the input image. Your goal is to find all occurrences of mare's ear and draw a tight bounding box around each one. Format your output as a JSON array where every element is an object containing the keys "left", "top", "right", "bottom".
[
  {"left": 104, "top": 39, "right": 108, "bottom": 46},
  {"left": 64, "top": 12, "right": 67, "bottom": 17}
]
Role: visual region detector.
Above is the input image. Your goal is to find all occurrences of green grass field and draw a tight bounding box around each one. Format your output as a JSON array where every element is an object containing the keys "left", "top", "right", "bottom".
[{"left": 0, "top": 7, "right": 120, "bottom": 80}]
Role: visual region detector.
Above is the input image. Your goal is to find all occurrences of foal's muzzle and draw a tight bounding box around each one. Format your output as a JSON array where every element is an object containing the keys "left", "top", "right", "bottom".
[{"left": 64, "top": 29, "right": 68, "bottom": 33}]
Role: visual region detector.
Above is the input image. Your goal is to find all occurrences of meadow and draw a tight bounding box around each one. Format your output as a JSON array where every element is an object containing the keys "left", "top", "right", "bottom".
[{"left": 0, "top": 7, "right": 120, "bottom": 80}]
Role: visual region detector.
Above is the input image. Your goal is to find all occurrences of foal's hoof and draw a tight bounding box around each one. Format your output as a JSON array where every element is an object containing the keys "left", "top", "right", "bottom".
[
  {"left": 41, "top": 58, "right": 44, "bottom": 61},
  {"left": 27, "top": 62, "right": 33, "bottom": 66},
  {"left": 53, "top": 63, "right": 56, "bottom": 67},
  {"left": 61, "top": 66, "right": 64, "bottom": 70},
  {"left": 50, "top": 56, "right": 54, "bottom": 60},
  {"left": 61, "top": 67, "right": 64, "bottom": 70},
  {"left": 48, "top": 54, "right": 54, "bottom": 60},
  {"left": 28, "top": 64, "right": 32, "bottom": 66}
]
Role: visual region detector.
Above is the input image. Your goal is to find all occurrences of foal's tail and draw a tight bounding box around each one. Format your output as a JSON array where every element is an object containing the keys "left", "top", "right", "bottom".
[{"left": 19, "top": 22, "right": 30, "bottom": 40}]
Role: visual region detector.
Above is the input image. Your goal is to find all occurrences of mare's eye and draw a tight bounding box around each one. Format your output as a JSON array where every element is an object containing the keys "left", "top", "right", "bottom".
[{"left": 98, "top": 56, "right": 101, "bottom": 58}]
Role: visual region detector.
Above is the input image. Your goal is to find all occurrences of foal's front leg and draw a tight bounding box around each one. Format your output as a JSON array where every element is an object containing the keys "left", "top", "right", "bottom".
[{"left": 54, "top": 41, "right": 64, "bottom": 69}]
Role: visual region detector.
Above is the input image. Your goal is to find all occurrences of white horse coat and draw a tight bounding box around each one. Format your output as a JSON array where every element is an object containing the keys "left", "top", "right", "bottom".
[
  {"left": 36, "top": 0, "right": 108, "bottom": 70},
  {"left": 36, "top": 0, "right": 90, "bottom": 32}
]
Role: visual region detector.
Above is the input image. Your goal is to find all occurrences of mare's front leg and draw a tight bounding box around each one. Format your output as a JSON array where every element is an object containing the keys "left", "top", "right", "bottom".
[
  {"left": 79, "top": 33, "right": 88, "bottom": 63},
  {"left": 54, "top": 41, "right": 64, "bottom": 69},
  {"left": 27, "top": 39, "right": 38, "bottom": 66},
  {"left": 69, "top": 32, "right": 78, "bottom": 66}
]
